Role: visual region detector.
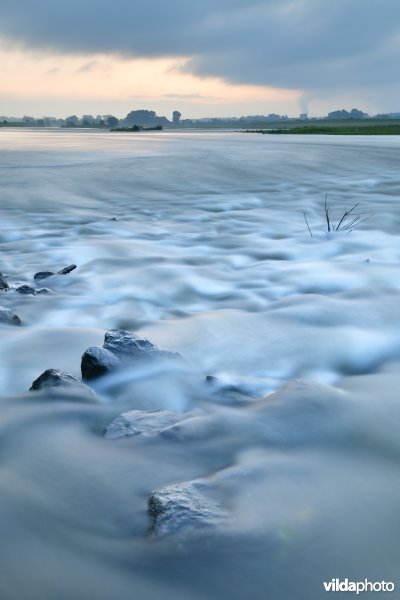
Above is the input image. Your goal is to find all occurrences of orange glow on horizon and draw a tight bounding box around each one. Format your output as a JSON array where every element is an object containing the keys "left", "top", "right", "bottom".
[{"left": 0, "top": 45, "right": 301, "bottom": 116}]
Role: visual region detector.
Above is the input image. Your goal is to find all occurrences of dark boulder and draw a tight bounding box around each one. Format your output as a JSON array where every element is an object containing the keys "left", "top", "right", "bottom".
[
  {"left": 0, "top": 306, "right": 21, "bottom": 325},
  {"left": 81, "top": 329, "right": 182, "bottom": 381},
  {"left": 0, "top": 274, "right": 9, "bottom": 291},
  {"left": 81, "top": 346, "right": 121, "bottom": 381}
]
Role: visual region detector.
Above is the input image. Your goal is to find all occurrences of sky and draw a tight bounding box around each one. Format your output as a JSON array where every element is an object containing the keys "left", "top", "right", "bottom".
[{"left": 0, "top": 0, "right": 399, "bottom": 119}]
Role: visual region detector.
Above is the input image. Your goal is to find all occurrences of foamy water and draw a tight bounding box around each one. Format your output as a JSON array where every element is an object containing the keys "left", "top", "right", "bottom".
[{"left": 0, "top": 129, "right": 399, "bottom": 599}]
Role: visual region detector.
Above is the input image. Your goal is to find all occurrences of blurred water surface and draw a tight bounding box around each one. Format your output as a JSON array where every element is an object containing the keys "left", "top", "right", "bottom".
[{"left": 0, "top": 129, "right": 399, "bottom": 599}]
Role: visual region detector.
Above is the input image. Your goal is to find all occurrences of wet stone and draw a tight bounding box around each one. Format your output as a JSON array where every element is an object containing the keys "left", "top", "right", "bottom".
[
  {"left": 0, "top": 306, "right": 21, "bottom": 326},
  {"left": 34, "top": 264, "right": 77, "bottom": 281},
  {"left": 29, "top": 368, "right": 97, "bottom": 399},
  {"left": 16, "top": 285, "right": 36, "bottom": 295},
  {"left": 148, "top": 482, "right": 227, "bottom": 538},
  {"left": 0, "top": 273, "right": 9, "bottom": 291},
  {"left": 81, "top": 329, "right": 182, "bottom": 381},
  {"left": 34, "top": 271, "right": 55, "bottom": 281},
  {"left": 57, "top": 264, "right": 77, "bottom": 275},
  {"left": 81, "top": 346, "right": 121, "bottom": 381},
  {"left": 30, "top": 369, "right": 82, "bottom": 391}
]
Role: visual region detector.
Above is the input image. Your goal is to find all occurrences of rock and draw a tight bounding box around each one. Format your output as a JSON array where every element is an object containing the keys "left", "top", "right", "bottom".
[
  {"left": 34, "top": 271, "right": 55, "bottom": 281},
  {"left": 81, "top": 346, "right": 121, "bottom": 381},
  {"left": 205, "top": 374, "right": 258, "bottom": 405},
  {"left": 81, "top": 329, "right": 182, "bottom": 381},
  {"left": 57, "top": 264, "right": 77, "bottom": 275},
  {"left": 103, "top": 329, "right": 155, "bottom": 354},
  {"left": 29, "top": 368, "right": 97, "bottom": 399},
  {"left": 34, "top": 264, "right": 77, "bottom": 281},
  {"left": 16, "top": 285, "right": 36, "bottom": 295},
  {"left": 0, "top": 306, "right": 21, "bottom": 325},
  {"left": 0, "top": 274, "right": 9, "bottom": 291},
  {"left": 15, "top": 285, "right": 52, "bottom": 295},
  {"left": 30, "top": 369, "right": 82, "bottom": 391},
  {"left": 148, "top": 482, "right": 227, "bottom": 537},
  {"left": 105, "top": 409, "right": 193, "bottom": 439}
]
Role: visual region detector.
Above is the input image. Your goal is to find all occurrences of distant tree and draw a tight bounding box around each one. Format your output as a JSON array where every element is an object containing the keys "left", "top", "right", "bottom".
[
  {"left": 65, "top": 115, "right": 79, "bottom": 127},
  {"left": 172, "top": 111, "right": 181, "bottom": 125},
  {"left": 327, "top": 108, "right": 368, "bottom": 120},
  {"left": 82, "top": 114, "right": 95, "bottom": 125},
  {"left": 350, "top": 108, "right": 368, "bottom": 119},
  {"left": 124, "top": 109, "right": 169, "bottom": 127},
  {"left": 106, "top": 116, "right": 119, "bottom": 128}
]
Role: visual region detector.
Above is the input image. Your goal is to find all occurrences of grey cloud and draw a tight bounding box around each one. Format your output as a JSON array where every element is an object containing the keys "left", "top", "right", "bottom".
[{"left": 1, "top": 0, "right": 400, "bottom": 101}]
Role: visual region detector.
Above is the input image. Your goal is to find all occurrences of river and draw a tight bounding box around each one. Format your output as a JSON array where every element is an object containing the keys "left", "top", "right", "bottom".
[{"left": 0, "top": 128, "right": 399, "bottom": 599}]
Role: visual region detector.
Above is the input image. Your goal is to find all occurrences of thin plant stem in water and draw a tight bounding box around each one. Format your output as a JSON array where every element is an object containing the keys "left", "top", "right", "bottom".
[{"left": 304, "top": 195, "right": 370, "bottom": 237}]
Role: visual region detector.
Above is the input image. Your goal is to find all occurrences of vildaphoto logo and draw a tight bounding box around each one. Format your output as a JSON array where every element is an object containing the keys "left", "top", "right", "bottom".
[{"left": 323, "top": 579, "right": 395, "bottom": 594}]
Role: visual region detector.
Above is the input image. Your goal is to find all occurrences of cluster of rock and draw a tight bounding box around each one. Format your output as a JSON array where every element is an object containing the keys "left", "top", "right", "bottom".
[
  {"left": 26, "top": 324, "right": 346, "bottom": 540},
  {"left": 29, "top": 327, "right": 181, "bottom": 397},
  {"left": 0, "top": 265, "right": 77, "bottom": 325},
  {"left": 27, "top": 327, "right": 234, "bottom": 536}
]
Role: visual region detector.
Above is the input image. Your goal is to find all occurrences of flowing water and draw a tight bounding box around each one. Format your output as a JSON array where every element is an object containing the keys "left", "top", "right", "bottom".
[{"left": 0, "top": 129, "right": 399, "bottom": 599}]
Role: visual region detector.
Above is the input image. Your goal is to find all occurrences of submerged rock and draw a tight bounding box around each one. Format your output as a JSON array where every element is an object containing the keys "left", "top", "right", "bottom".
[
  {"left": 148, "top": 482, "right": 227, "bottom": 538},
  {"left": 0, "top": 306, "right": 21, "bottom": 325},
  {"left": 33, "top": 271, "right": 55, "bottom": 281},
  {"left": 160, "top": 414, "right": 221, "bottom": 441},
  {"left": 0, "top": 274, "right": 9, "bottom": 291},
  {"left": 105, "top": 409, "right": 193, "bottom": 439},
  {"left": 15, "top": 285, "right": 52, "bottom": 295},
  {"left": 205, "top": 374, "right": 258, "bottom": 405},
  {"left": 250, "top": 379, "right": 350, "bottom": 446},
  {"left": 29, "top": 368, "right": 96, "bottom": 399},
  {"left": 16, "top": 285, "right": 36, "bottom": 295},
  {"left": 81, "top": 329, "right": 182, "bottom": 381},
  {"left": 34, "top": 264, "right": 77, "bottom": 281}
]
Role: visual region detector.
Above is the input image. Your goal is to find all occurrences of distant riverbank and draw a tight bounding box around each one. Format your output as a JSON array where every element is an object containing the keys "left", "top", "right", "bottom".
[{"left": 248, "top": 124, "right": 400, "bottom": 135}]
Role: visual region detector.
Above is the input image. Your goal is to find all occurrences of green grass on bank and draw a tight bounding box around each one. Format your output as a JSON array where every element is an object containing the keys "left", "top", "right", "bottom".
[{"left": 248, "top": 123, "right": 400, "bottom": 135}]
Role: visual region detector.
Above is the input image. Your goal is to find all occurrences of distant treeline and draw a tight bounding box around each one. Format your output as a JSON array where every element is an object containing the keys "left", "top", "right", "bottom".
[{"left": 1, "top": 107, "right": 400, "bottom": 130}]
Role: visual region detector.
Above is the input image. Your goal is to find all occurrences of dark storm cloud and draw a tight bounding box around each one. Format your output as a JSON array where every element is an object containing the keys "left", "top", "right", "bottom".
[{"left": 1, "top": 0, "right": 399, "bottom": 93}]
